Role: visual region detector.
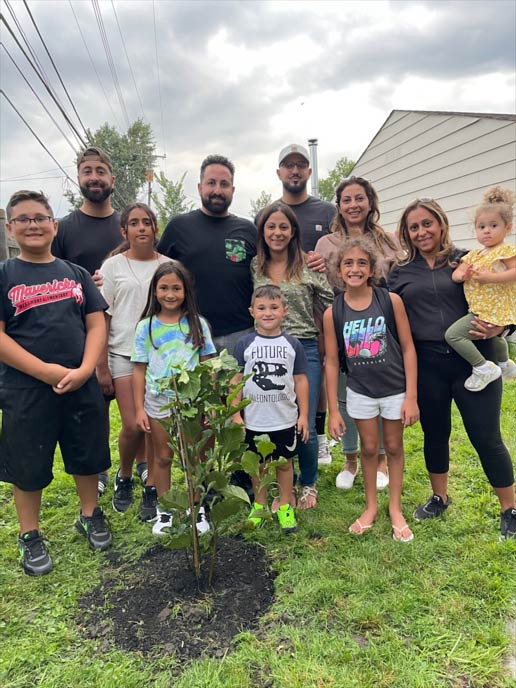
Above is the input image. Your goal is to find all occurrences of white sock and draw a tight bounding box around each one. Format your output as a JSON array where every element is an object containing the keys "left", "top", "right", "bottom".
[{"left": 474, "top": 362, "right": 491, "bottom": 373}]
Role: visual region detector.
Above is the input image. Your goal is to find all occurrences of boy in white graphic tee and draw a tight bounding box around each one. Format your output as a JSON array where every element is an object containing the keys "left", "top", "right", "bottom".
[{"left": 233, "top": 285, "right": 309, "bottom": 533}]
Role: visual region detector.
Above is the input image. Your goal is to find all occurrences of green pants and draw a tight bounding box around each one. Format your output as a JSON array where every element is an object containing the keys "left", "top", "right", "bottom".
[{"left": 445, "top": 312, "right": 508, "bottom": 367}]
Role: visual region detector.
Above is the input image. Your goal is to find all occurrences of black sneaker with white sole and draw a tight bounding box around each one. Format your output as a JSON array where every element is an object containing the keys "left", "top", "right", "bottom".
[
  {"left": 139, "top": 486, "right": 158, "bottom": 522},
  {"left": 112, "top": 470, "right": 134, "bottom": 513},
  {"left": 500, "top": 507, "right": 516, "bottom": 541},
  {"left": 18, "top": 530, "right": 53, "bottom": 576},
  {"left": 413, "top": 494, "right": 451, "bottom": 521},
  {"left": 75, "top": 507, "right": 112, "bottom": 550}
]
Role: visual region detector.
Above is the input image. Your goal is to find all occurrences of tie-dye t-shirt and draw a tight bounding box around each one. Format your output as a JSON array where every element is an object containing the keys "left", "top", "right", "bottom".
[{"left": 131, "top": 315, "right": 216, "bottom": 396}]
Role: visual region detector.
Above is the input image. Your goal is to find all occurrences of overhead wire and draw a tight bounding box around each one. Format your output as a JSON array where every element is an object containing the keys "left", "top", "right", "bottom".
[
  {"left": 1, "top": 43, "right": 79, "bottom": 153},
  {"left": 22, "top": 0, "right": 88, "bottom": 136},
  {"left": 91, "top": 0, "right": 131, "bottom": 129},
  {"left": 0, "top": 89, "right": 80, "bottom": 191},
  {"left": 68, "top": 0, "right": 121, "bottom": 130},
  {"left": 110, "top": 0, "right": 146, "bottom": 120},
  {"left": 0, "top": 13, "right": 87, "bottom": 148},
  {"left": 152, "top": 0, "right": 167, "bottom": 172}
]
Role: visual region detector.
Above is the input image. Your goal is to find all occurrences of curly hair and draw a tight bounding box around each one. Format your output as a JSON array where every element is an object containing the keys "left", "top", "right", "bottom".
[
  {"left": 329, "top": 236, "right": 379, "bottom": 291},
  {"left": 474, "top": 185, "right": 515, "bottom": 227},
  {"left": 330, "top": 176, "right": 398, "bottom": 257}
]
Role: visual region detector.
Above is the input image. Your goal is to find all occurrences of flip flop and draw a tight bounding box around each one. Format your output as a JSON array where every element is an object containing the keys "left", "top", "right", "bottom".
[
  {"left": 392, "top": 524, "right": 414, "bottom": 543},
  {"left": 348, "top": 518, "right": 374, "bottom": 535}
]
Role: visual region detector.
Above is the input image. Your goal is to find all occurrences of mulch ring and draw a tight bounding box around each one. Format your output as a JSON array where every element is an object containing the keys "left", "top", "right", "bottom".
[{"left": 77, "top": 536, "right": 275, "bottom": 664}]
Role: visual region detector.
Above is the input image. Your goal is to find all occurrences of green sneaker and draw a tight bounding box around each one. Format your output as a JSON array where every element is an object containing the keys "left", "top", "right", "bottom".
[
  {"left": 248, "top": 502, "right": 266, "bottom": 527},
  {"left": 276, "top": 503, "right": 298, "bottom": 534}
]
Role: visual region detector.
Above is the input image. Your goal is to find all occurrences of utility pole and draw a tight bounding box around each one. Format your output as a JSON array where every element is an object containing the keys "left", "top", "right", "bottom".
[
  {"left": 146, "top": 153, "right": 166, "bottom": 208},
  {"left": 0, "top": 209, "right": 7, "bottom": 261},
  {"left": 308, "top": 138, "right": 319, "bottom": 199}
]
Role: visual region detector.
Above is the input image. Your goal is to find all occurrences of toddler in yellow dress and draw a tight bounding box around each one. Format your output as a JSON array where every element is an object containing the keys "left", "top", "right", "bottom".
[{"left": 446, "top": 186, "right": 516, "bottom": 391}]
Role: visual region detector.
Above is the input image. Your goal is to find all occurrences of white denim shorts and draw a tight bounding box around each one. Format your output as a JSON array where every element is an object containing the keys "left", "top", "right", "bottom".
[
  {"left": 108, "top": 352, "right": 134, "bottom": 380},
  {"left": 144, "top": 388, "right": 173, "bottom": 420},
  {"left": 347, "top": 387, "right": 405, "bottom": 421}
]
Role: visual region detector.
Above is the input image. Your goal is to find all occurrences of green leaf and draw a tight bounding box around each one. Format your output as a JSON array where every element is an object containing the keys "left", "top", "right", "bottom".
[
  {"left": 241, "top": 450, "right": 260, "bottom": 477},
  {"left": 205, "top": 471, "right": 228, "bottom": 491},
  {"left": 211, "top": 498, "right": 247, "bottom": 525},
  {"left": 159, "top": 488, "right": 189, "bottom": 512},
  {"left": 219, "top": 423, "right": 246, "bottom": 455},
  {"left": 165, "top": 532, "right": 192, "bottom": 549},
  {"left": 220, "top": 484, "right": 251, "bottom": 504},
  {"left": 255, "top": 434, "right": 275, "bottom": 460}
]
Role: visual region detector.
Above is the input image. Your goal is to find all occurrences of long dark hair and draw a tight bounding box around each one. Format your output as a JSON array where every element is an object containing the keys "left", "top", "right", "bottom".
[
  {"left": 331, "top": 176, "right": 398, "bottom": 256},
  {"left": 256, "top": 202, "right": 304, "bottom": 281},
  {"left": 140, "top": 260, "right": 206, "bottom": 350},
  {"left": 108, "top": 202, "right": 159, "bottom": 257}
]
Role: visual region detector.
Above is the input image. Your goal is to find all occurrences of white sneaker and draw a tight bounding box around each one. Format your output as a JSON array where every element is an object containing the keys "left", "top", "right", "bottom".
[
  {"left": 336, "top": 467, "right": 358, "bottom": 490},
  {"left": 317, "top": 434, "right": 332, "bottom": 465},
  {"left": 464, "top": 361, "right": 502, "bottom": 392},
  {"left": 376, "top": 471, "right": 389, "bottom": 491},
  {"left": 195, "top": 506, "right": 211, "bottom": 535},
  {"left": 152, "top": 510, "right": 172, "bottom": 536},
  {"left": 501, "top": 359, "right": 516, "bottom": 380}
]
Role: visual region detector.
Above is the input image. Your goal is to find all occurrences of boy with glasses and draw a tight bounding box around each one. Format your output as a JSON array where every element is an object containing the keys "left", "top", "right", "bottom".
[{"left": 0, "top": 190, "right": 112, "bottom": 576}]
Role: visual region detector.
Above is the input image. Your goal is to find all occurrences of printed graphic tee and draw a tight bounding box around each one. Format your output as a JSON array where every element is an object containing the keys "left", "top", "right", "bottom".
[
  {"left": 0, "top": 257, "right": 107, "bottom": 387},
  {"left": 234, "top": 331, "right": 308, "bottom": 431}
]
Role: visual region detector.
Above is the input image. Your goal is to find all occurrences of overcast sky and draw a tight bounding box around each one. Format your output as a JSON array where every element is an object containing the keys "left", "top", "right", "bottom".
[{"left": 1, "top": 0, "right": 515, "bottom": 219}]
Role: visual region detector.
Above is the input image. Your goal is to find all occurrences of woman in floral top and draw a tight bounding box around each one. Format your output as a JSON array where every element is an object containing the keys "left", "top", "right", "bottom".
[{"left": 252, "top": 202, "right": 333, "bottom": 509}]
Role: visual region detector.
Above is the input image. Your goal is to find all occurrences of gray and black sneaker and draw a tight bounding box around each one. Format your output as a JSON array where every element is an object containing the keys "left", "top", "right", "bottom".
[
  {"left": 97, "top": 472, "right": 109, "bottom": 499},
  {"left": 18, "top": 530, "right": 53, "bottom": 576},
  {"left": 75, "top": 507, "right": 112, "bottom": 550},
  {"left": 139, "top": 485, "right": 158, "bottom": 522},
  {"left": 500, "top": 507, "right": 516, "bottom": 541},
  {"left": 414, "top": 494, "right": 451, "bottom": 521},
  {"left": 112, "top": 470, "right": 134, "bottom": 513},
  {"left": 135, "top": 461, "right": 148, "bottom": 486}
]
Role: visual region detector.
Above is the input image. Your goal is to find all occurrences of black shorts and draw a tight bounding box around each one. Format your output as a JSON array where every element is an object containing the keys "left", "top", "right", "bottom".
[
  {"left": 245, "top": 426, "right": 297, "bottom": 462},
  {"left": 0, "top": 377, "right": 111, "bottom": 491}
]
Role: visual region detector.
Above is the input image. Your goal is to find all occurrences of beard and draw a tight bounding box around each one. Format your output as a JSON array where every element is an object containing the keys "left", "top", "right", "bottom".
[
  {"left": 282, "top": 178, "right": 307, "bottom": 195},
  {"left": 201, "top": 193, "right": 232, "bottom": 215},
  {"left": 80, "top": 183, "right": 113, "bottom": 204}
]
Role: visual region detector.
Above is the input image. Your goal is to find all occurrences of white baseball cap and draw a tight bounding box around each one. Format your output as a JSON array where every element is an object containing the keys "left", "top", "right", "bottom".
[{"left": 278, "top": 143, "right": 310, "bottom": 166}]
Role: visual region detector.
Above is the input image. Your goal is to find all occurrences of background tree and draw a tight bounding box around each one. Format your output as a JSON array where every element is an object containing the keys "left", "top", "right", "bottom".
[
  {"left": 318, "top": 156, "right": 355, "bottom": 201},
  {"left": 152, "top": 171, "right": 195, "bottom": 232},
  {"left": 250, "top": 190, "right": 272, "bottom": 218},
  {"left": 65, "top": 118, "right": 156, "bottom": 211}
]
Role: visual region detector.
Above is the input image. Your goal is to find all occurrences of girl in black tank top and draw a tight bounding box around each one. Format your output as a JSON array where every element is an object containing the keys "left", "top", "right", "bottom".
[{"left": 323, "top": 238, "right": 419, "bottom": 543}]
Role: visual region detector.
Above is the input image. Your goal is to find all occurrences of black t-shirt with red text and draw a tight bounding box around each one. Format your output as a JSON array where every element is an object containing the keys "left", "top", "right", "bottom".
[{"left": 0, "top": 257, "right": 107, "bottom": 387}]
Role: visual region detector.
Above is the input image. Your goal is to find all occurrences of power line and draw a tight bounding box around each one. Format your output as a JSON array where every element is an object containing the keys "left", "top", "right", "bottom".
[
  {"left": 152, "top": 0, "right": 167, "bottom": 172},
  {"left": 110, "top": 0, "right": 146, "bottom": 121},
  {"left": 1, "top": 165, "right": 75, "bottom": 182},
  {"left": 0, "top": 13, "right": 87, "bottom": 148},
  {"left": 0, "top": 89, "right": 80, "bottom": 191},
  {"left": 91, "top": 0, "right": 130, "bottom": 129},
  {"left": 1, "top": 42, "right": 79, "bottom": 153},
  {"left": 22, "top": 0, "right": 88, "bottom": 137},
  {"left": 68, "top": 0, "right": 121, "bottom": 130}
]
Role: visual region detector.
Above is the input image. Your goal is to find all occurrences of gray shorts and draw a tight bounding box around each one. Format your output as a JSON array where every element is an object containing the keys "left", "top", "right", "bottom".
[
  {"left": 144, "top": 388, "right": 173, "bottom": 420},
  {"left": 108, "top": 352, "right": 134, "bottom": 379}
]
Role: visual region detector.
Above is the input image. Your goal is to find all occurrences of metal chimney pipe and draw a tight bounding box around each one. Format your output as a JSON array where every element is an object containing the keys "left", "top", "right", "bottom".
[{"left": 308, "top": 138, "right": 319, "bottom": 199}]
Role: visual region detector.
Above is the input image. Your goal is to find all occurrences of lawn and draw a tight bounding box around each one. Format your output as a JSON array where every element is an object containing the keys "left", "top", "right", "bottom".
[{"left": 1, "top": 385, "right": 515, "bottom": 688}]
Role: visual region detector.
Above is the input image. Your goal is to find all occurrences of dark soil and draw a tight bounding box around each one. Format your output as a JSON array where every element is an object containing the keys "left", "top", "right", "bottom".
[{"left": 77, "top": 537, "right": 275, "bottom": 664}]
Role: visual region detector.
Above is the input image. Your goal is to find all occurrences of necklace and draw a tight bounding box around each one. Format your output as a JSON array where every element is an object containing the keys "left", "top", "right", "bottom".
[{"left": 123, "top": 251, "right": 162, "bottom": 294}]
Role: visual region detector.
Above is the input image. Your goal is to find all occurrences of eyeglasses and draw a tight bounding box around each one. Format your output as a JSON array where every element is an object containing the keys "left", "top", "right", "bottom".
[
  {"left": 280, "top": 161, "right": 309, "bottom": 170},
  {"left": 9, "top": 215, "right": 54, "bottom": 228}
]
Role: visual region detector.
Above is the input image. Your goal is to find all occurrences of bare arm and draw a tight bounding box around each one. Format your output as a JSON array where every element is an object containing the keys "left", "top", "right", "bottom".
[
  {"left": 54, "top": 311, "right": 107, "bottom": 394},
  {"left": 95, "top": 312, "right": 114, "bottom": 396},
  {"left": 323, "top": 306, "right": 346, "bottom": 440},
  {"left": 451, "top": 261, "right": 473, "bottom": 283},
  {"left": 293, "top": 373, "right": 309, "bottom": 442},
  {"left": 0, "top": 321, "right": 70, "bottom": 386},
  {"left": 133, "top": 362, "right": 150, "bottom": 432},
  {"left": 472, "top": 256, "right": 516, "bottom": 285},
  {"left": 391, "top": 293, "right": 419, "bottom": 427},
  {"left": 230, "top": 372, "right": 245, "bottom": 425}
]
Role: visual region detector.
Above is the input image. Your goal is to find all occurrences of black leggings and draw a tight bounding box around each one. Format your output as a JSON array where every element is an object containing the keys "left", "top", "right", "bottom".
[{"left": 417, "top": 347, "right": 514, "bottom": 488}]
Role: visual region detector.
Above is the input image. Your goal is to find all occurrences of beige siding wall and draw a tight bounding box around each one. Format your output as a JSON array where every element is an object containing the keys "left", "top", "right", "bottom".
[{"left": 352, "top": 111, "right": 516, "bottom": 249}]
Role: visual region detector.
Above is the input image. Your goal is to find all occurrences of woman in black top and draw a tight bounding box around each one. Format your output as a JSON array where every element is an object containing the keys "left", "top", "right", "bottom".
[{"left": 389, "top": 198, "right": 515, "bottom": 540}]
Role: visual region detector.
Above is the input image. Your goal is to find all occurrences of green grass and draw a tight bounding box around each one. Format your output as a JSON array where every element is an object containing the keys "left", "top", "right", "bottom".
[{"left": 1, "top": 386, "right": 515, "bottom": 688}]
